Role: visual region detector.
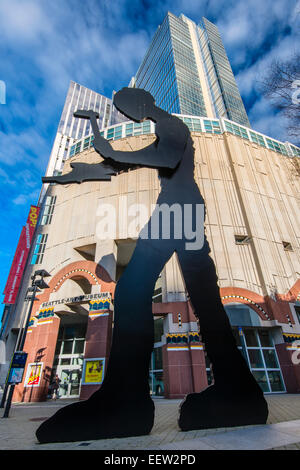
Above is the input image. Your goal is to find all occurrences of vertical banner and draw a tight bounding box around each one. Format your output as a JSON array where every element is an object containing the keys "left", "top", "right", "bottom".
[{"left": 3, "top": 205, "right": 40, "bottom": 304}]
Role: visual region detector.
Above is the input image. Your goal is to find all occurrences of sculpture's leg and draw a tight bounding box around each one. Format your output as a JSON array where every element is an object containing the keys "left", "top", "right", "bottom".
[
  {"left": 177, "top": 242, "right": 268, "bottom": 431},
  {"left": 36, "top": 238, "right": 173, "bottom": 443}
]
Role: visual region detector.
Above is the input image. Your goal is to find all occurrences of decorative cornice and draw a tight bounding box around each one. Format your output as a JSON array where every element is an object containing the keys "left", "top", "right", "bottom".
[
  {"left": 221, "top": 294, "right": 271, "bottom": 320},
  {"left": 53, "top": 268, "right": 99, "bottom": 292}
]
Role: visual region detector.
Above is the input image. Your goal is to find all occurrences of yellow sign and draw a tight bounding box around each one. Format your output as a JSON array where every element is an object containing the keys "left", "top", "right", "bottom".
[
  {"left": 28, "top": 205, "right": 39, "bottom": 228},
  {"left": 83, "top": 358, "right": 105, "bottom": 384}
]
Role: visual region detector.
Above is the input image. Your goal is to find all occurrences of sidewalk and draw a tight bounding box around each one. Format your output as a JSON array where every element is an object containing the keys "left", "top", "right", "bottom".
[{"left": 0, "top": 394, "right": 299, "bottom": 450}]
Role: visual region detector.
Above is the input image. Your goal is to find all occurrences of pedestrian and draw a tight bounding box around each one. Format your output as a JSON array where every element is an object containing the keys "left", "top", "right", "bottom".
[{"left": 50, "top": 374, "right": 60, "bottom": 400}]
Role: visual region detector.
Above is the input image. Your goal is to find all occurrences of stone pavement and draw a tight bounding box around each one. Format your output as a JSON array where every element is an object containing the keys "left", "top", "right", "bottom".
[{"left": 0, "top": 394, "right": 299, "bottom": 450}]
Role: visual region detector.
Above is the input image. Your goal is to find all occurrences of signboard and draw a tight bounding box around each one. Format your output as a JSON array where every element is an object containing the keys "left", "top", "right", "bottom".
[
  {"left": 24, "top": 362, "right": 43, "bottom": 387},
  {"left": 82, "top": 358, "right": 105, "bottom": 385},
  {"left": 7, "top": 351, "right": 28, "bottom": 385},
  {"left": 41, "top": 292, "right": 111, "bottom": 308},
  {"left": 3, "top": 205, "right": 40, "bottom": 304}
]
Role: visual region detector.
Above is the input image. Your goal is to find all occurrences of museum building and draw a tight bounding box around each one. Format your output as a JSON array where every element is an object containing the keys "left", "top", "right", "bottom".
[
  {"left": 1, "top": 11, "right": 300, "bottom": 402},
  {"left": 8, "top": 115, "right": 300, "bottom": 402}
]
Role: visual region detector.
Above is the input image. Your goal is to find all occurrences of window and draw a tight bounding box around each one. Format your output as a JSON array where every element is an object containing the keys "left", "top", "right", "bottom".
[
  {"left": 75, "top": 142, "right": 82, "bottom": 155},
  {"left": 83, "top": 137, "right": 90, "bottom": 150},
  {"left": 125, "top": 123, "right": 133, "bottom": 136},
  {"left": 205, "top": 353, "right": 214, "bottom": 385},
  {"left": 295, "top": 306, "right": 300, "bottom": 324},
  {"left": 107, "top": 128, "right": 114, "bottom": 140},
  {"left": 153, "top": 274, "right": 162, "bottom": 303},
  {"left": 69, "top": 145, "right": 75, "bottom": 157},
  {"left": 235, "top": 234, "right": 251, "bottom": 245},
  {"left": 282, "top": 241, "right": 293, "bottom": 252},
  {"left": 234, "top": 328, "right": 285, "bottom": 393},
  {"left": 142, "top": 121, "right": 151, "bottom": 133},
  {"left": 148, "top": 317, "right": 165, "bottom": 397},
  {"left": 31, "top": 234, "right": 48, "bottom": 264},
  {"left": 149, "top": 346, "right": 164, "bottom": 397},
  {"left": 154, "top": 317, "right": 164, "bottom": 343},
  {"left": 41, "top": 196, "right": 56, "bottom": 225}
]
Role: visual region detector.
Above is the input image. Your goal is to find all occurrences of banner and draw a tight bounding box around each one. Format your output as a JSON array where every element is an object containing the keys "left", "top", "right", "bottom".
[{"left": 3, "top": 205, "right": 40, "bottom": 304}]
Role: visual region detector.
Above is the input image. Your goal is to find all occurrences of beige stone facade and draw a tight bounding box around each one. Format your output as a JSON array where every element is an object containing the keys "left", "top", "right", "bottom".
[{"left": 41, "top": 132, "right": 300, "bottom": 310}]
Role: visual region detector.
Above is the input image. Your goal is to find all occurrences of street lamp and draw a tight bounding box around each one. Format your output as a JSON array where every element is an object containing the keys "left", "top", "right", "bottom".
[{"left": 1, "top": 269, "right": 50, "bottom": 418}]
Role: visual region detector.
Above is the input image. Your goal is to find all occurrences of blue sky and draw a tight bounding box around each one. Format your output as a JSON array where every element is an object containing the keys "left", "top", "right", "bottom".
[{"left": 0, "top": 0, "right": 299, "bottom": 304}]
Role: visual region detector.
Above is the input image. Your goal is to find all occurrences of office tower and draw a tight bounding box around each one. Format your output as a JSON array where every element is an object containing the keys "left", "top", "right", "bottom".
[
  {"left": 44, "top": 81, "right": 113, "bottom": 178},
  {"left": 196, "top": 17, "right": 251, "bottom": 127},
  {"left": 133, "top": 12, "right": 250, "bottom": 127}
]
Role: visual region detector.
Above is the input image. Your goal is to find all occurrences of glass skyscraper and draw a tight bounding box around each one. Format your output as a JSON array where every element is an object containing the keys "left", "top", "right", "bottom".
[
  {"left": 133, "top": 12, "right": 250, "bottom": 128},
  {"left": 197, "top": 17, "right": 250, "bottom": 127}
]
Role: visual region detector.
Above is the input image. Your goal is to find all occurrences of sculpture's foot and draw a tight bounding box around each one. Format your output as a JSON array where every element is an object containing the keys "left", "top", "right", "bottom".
[
  {"left": 178, "top": 384, "right": 268, "bottom": 431},
  {"left": 42, "top": 162, "right": 116, "bottom": 185},
  {"left": 36, "top": 394, "right": 154, "bottom": 443}
]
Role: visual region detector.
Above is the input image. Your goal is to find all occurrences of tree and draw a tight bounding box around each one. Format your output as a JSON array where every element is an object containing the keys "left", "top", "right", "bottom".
[{"left": 260, "top": 53, "right": 300, "bottom": 146}]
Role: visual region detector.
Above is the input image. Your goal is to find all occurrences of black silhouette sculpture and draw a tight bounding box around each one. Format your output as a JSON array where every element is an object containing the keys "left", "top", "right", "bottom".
[{"left": 37, "top": 88, "right": 268, "bottom": 443}]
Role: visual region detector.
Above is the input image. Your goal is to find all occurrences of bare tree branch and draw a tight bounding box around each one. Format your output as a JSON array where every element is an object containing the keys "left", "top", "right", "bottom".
[{"left": 259, "top": 52, "right": 300, "bottom": 146}]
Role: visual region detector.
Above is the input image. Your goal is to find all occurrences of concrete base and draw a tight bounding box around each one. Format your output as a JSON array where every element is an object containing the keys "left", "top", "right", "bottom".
[{"left": 157, "top": 420, "right": 300, "bottom": 450}]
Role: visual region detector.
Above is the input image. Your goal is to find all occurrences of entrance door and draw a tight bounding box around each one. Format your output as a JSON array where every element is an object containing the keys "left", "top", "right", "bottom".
[
  {"left": 56, "top": 366, "right": 82, "bottom": 398},
  {"left": 232, "top": 328, "right": 286, "bottom": 393},
  {"left": 52, "top": 323, "right": 87, "bottom": 398}
]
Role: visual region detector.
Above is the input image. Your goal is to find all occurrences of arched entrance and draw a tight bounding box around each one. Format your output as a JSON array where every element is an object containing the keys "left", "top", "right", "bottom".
[
  {"left": 14, "top": 261, "right": 115, "bottom": 403},
  {"left": 45, "top": 262, "right": 114, "bottom": 400}
]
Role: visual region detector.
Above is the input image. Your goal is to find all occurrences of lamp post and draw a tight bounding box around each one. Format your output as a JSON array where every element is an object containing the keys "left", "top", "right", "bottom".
[{"left": 2, "top": 269, "right": 50, "bottom": 418}]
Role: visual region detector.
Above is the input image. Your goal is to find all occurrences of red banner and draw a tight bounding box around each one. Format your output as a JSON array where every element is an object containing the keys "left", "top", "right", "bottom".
[{"left": 3, "top": 205, "right": 40, "bottom": 304}]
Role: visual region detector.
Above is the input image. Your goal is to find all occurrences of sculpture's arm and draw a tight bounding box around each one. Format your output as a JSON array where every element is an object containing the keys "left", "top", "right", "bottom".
[{"left": 75, "top": 110, "right": 184, "bottom": 170}]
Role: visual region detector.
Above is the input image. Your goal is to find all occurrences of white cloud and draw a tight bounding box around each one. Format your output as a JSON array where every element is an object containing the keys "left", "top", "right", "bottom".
[
  {"left": 0, "top": 0, "right": 52, "bottom": 42},
  {"left": 12, "top": 194, "right": 27, "bottom": 205}
]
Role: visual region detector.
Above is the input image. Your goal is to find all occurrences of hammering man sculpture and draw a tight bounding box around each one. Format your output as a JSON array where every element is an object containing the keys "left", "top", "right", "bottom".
[{"left": 37, "top": 88, "right": 268, "bottom": 443}]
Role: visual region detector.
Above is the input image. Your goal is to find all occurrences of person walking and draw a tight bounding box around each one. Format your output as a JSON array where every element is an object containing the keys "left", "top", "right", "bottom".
[{"left": 50, "top": 374, "right": 60, "bottom": 401}]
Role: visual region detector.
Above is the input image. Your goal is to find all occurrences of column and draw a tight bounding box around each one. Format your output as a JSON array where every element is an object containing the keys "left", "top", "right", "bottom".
[
  {"left": 13, "top": 308, "right": 60, "bottom": 402},
  {"left": 80, "top": 298, "right": 113, "bottom": 400}
]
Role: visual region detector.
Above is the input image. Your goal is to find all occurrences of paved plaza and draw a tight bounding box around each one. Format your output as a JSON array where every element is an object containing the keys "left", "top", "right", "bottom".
[{"left": 0, "top": 394, "right": 299, "bottom": 450}]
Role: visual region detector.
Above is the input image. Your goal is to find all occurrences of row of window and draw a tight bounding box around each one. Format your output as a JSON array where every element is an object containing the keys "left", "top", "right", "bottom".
[
  {"left": 235, "top": 235, "right": 293, "bottom": 251},
  {"left": 30, "top": 228, "right": 294, "bottom": 269},
  {"left": 68, "top": 115, "right": 297, "bottom": 159}
]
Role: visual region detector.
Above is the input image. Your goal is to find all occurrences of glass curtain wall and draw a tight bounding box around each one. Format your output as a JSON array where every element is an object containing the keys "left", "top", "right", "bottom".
[{"left": 135, "top": 13, "right": 207, "bottom": 117}]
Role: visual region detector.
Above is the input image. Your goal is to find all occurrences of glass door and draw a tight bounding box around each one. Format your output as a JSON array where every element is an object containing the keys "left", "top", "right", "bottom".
[
  {"left": 56, "top": 366, "right": 82, "bottom": 398},
  {"left": 149, "top": 317, "right": 164, "bottom": 397},
  {"left": 52, "top": 324, "right": 86, "bottom": 398},
  {"left": 149, "top": 347, "right": 164, "bottom": 397}
]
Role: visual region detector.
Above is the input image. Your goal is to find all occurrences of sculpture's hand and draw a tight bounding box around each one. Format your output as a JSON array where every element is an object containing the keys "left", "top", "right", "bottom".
[
  {"left": 42, "top": 162, "right": 117, "bottom": 185},
  {"left": 73, "top": 109, "right": 114, "bottom": 160}
]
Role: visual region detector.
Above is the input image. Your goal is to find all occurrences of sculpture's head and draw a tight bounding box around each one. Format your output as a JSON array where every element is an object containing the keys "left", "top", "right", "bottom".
[{"left": 113, "top": 87, "right": 156, "bottom": 122}]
